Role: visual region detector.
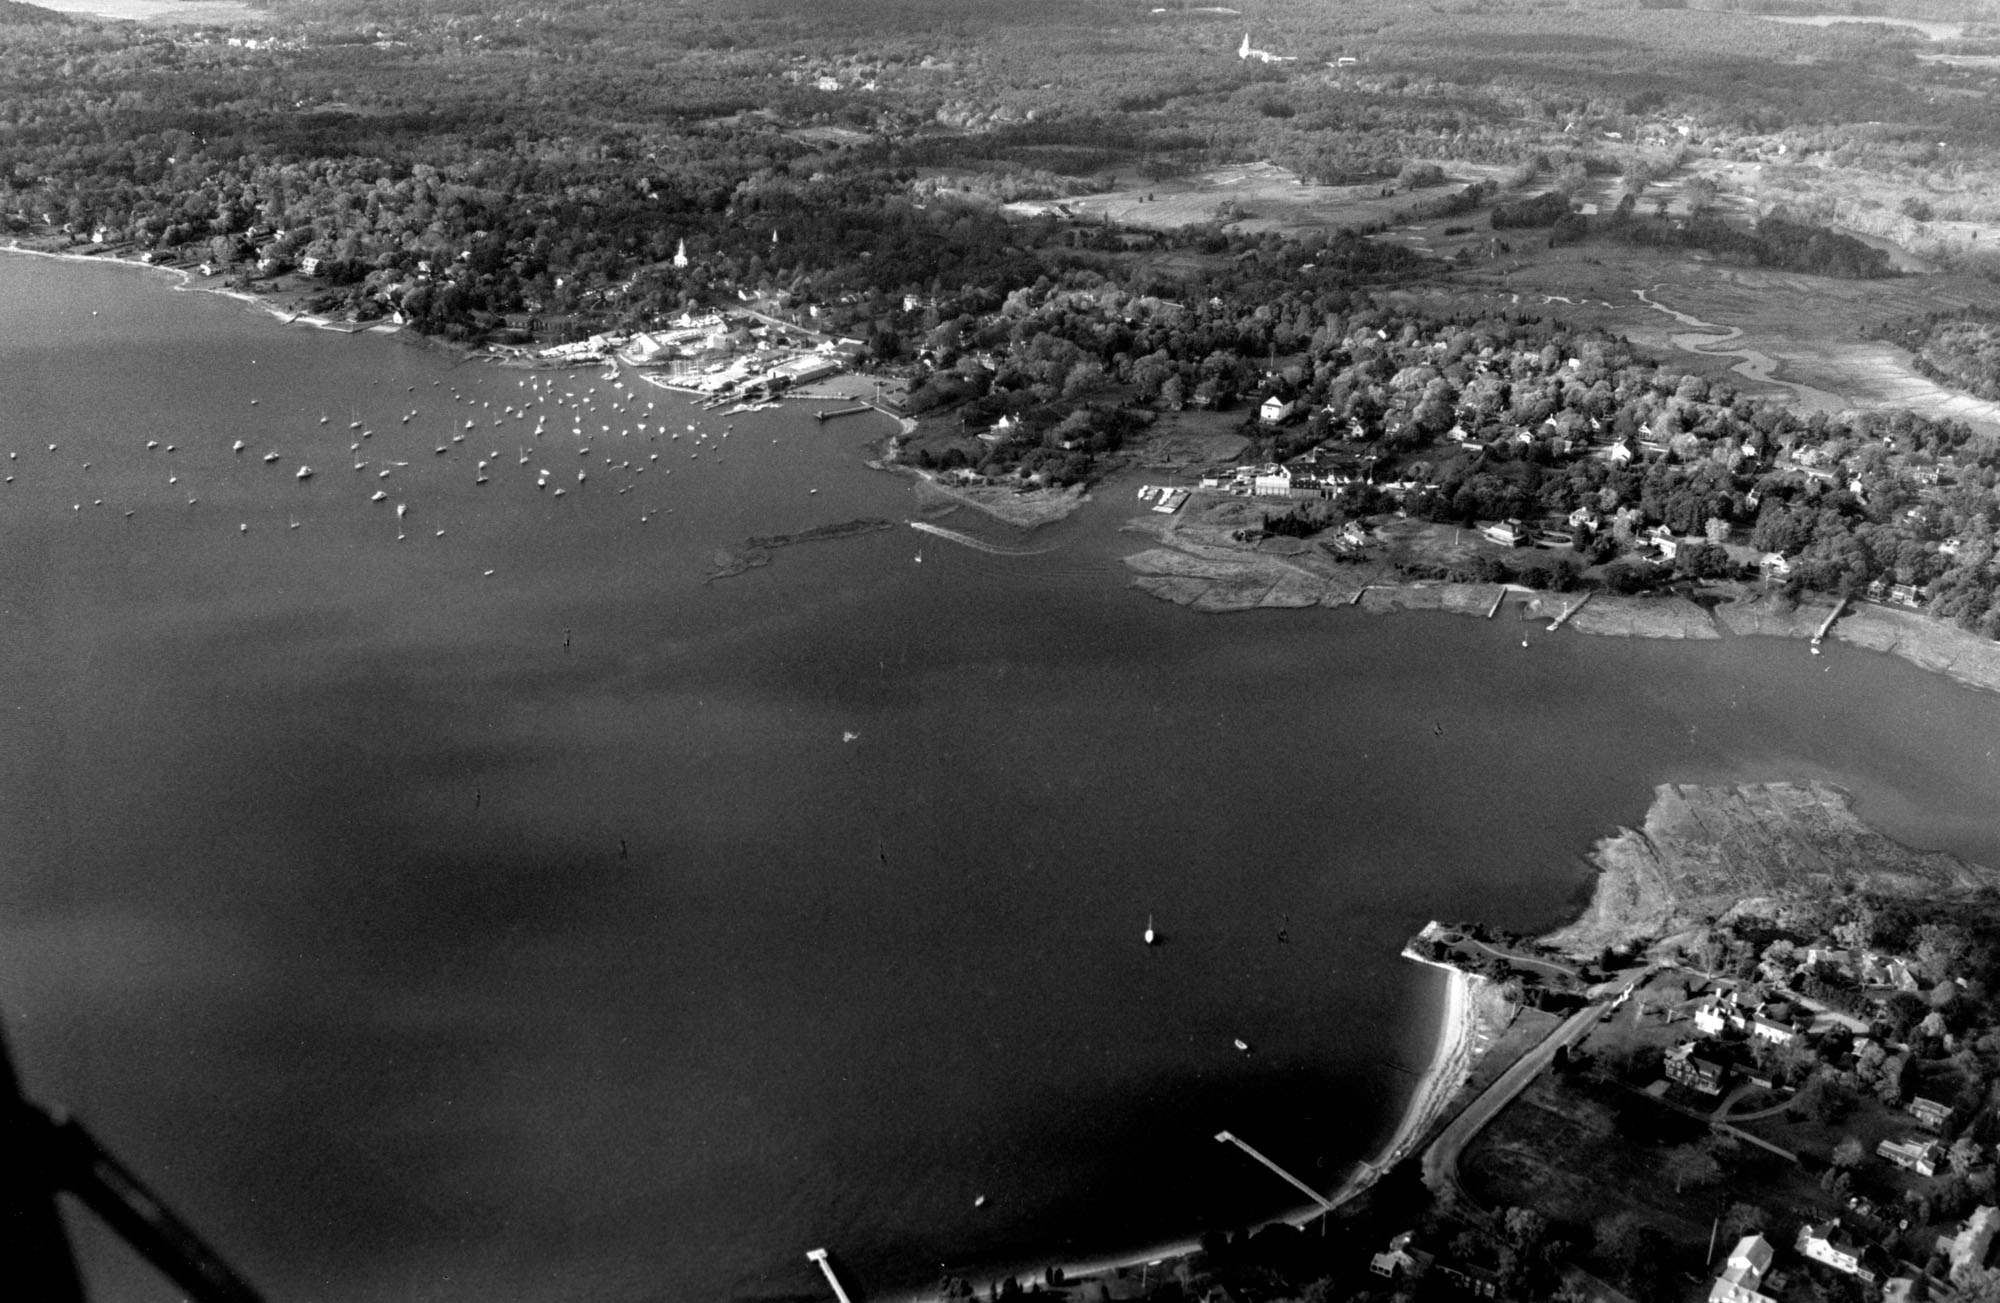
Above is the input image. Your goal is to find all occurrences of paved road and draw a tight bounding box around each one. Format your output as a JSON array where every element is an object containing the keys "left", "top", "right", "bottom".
[
  {"left": 1457, "top": 937, "right": 1581, "bottom": 983},
  {"left": 1421, "top": 968, "right": 1652, "bottom": 1216}
]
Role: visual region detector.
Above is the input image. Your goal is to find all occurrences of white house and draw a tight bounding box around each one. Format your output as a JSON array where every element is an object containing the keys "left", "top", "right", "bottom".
[
  {"left": 1259, "top": 396, "right": 1293, "bottom": 424},
  {"left": 1708, "top": 1234, "right": 1776, "bottom": 1303},
  {"left": 1797, "top": 1221, "right": 1877, "bottom": 1283}
]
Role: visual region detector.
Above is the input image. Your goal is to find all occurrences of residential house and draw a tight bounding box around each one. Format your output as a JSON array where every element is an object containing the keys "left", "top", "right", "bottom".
[
  {"left": 1877, "top": 1136, "right": 1945, "bottom": 1177},
  {"left": 1434, "top": 1262, "right": 1500, "bottom": 1298},
  {"left": 1567, "top": 506, "right": 1602, "bottom": 532},
  {"left": 1760, "top": 553, "right": 1793, "bottom": 580},
  {"left": 1251, "top": 464, "right": 1327, "bottom": 499},
  {"left": 1643, "top": 525, "right": 1680, "bottom": 561},
  {"left": 1942, "top": 1206, "right": 2000, "bottom": 1283},
  {"left": 1369, "top": 1231, "right": 1432, "bottom": 1280},
  {"left": 1708, "top": 1233, "right": 1777, "bottom": 1303},
  {"left": 1259, "top": 396, "right": 1293, "bottom": 425},
  {"left": 1690, "top": 990, "right": 1804, "bottom": 1046},
  {"left": 1796, "top": 1220, "right": 1879, "bottom": 1283},
  {"left": 1481, "top": 520, "right": 1528, "bottom": 548},
  {"left": 1908, "top": 1097, "right": 1955, "bottom": 1132},
  {"left": 1665, "top": 1042, "right": 1728, "bottom": 1095},
  {"left": 1859, "top": 952, "right": 1921, "bottom": 991},
  {"left": 1748, "top": 1013, "right": 1800, "bottom": 1047}
]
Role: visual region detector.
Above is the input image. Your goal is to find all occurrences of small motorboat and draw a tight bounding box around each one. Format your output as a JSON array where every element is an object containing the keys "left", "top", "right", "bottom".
[{"left": 1233, "top": 1038, "right": 1250, "bottom": 1054}]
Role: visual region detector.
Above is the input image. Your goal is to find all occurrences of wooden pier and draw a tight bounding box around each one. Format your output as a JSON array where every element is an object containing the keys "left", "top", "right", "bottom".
[
  {"left": 1215, "top": 1130, "right": 1335, "bottom": 1212},
  {"left": 1485, "top": 588, "right": 1507, "bottom": 619},
  {"left": 1810, "top": 596, "right": 1848, "bottom": 651},
  {"left": 806, "top": 1249, "right": 855, "bottom": 1303},
  {"left": 1349, "top": 585, "right": 1369, "bottom": 607},
  {"left": 814, "top": 406, "right": 872, "bottom": 423},
  {"left": 1547, "top": 591, "right": 1591, "bottom": 630}
]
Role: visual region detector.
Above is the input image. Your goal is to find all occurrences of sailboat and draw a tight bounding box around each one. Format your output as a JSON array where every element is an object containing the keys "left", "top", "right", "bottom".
[{"left": 1144, "top": 914, "right": 1157, "bottom": 946}]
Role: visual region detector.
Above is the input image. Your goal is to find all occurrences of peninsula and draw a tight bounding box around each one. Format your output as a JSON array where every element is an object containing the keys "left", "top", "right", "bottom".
[{"left": 980, "top": 781, "right": 2000, "bottom": 1303}]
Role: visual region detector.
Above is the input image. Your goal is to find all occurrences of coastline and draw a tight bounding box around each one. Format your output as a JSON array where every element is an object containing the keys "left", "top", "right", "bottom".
[
  {"left": 875, "top": 451, "right": 1094, "bottom": 530},
  {"left": 2, "top": 240, "right": 408, "bottom": 337},
  {"left": 879, "top": 958, "right": 1486, "bottom": 1303},
  {"left": 1122, "top": 504, "right": 2000, "bottom": 697}
]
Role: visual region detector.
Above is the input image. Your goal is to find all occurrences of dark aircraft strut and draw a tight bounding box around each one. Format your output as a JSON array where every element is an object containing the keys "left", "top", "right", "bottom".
[{"left": 2, "top": 1023, "right": 264, "bottom": 1303}]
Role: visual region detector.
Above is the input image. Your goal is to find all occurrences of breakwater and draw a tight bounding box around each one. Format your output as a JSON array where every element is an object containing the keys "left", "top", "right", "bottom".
[
  {"left": 909, "top": 519, "right": 1064, "bottom": 557},
  {"left": 746, "top": 517, "right": 895, "bottom": 550}
]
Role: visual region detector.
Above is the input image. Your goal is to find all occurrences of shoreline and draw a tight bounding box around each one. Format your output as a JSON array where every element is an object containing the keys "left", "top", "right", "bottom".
[
  {"left": 1122, "top": 510, "right": 2000, "bottom": 697},
  {"left": 877, "top": 958, "right": 1483, "bottom": 1303},
  {"left": 872, "top": 446, "right": 1093, "bottom": 530},
  {"left": 1, "top": 241, "right": 412, "bottom": 338}
]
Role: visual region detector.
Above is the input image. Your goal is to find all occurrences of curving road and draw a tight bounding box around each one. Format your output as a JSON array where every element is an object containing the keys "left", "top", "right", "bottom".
[{"left": 1421, "top": 968, "right": 1652, "bottom": 1218}]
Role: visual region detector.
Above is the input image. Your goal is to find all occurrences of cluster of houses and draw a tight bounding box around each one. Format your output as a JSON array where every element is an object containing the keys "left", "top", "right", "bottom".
[
  {"left": 1198, "top": 449, "right": 1379, "bottom": 500},
  {"left": 1660, "top": 944, "right": 1929, "bottom": 1099},
  {"left": 1708, "top": 1207, "right": 2000, "bottom": 1303}
]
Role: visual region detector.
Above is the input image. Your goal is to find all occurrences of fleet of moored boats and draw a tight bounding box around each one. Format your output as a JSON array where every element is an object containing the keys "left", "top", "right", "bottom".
[{"left": 6, "top": 355, "right": 849, "bottom": 543}]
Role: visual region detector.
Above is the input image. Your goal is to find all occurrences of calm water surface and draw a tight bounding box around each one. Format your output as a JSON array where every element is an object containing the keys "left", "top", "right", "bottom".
[{"left": 4, "top": 254, "right": 2000, "bottom": 1303}]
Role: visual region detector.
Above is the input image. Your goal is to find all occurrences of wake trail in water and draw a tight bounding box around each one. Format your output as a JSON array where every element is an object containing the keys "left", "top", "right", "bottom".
[{"left": 909, "top": 519, "right": 1064, "bottom": 557}]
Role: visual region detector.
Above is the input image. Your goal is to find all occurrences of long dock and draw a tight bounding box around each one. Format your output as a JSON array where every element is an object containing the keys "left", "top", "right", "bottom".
[
  {"left": 805, "top": 1249, "right": 854, "bottom": 1303},
  {"left": 1485, "top": 588, "right": 1507, "bottom": 619},
  {"left": 1810, "top": 596, "right": 1848, "bottom": 651},
  {"left": 1214, "top": 1130, "right": 1334, "bottom": 1212},
  {"left": 814, "top": 405, "right": 872, "bottom": 423},
  {"left": 1349, "top": 585, "right": 1369, "bottom": 607},
  {"left": 1547, "top": 591, "right": 1591, "bottom": 630}
]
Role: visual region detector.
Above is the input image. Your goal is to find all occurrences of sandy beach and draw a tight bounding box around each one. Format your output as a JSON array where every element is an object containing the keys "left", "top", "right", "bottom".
[
  {"left": 1315, "top": 961, "right": 1480, "bottom": 1212},
  {"left": 878, "top": 958, "right": 1486, "bottom": 1303}
]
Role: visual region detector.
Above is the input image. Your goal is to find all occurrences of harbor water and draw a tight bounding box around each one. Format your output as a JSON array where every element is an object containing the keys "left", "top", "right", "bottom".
[{"left": 5, "top": 253, "right": 2000, "bottom": 1302}]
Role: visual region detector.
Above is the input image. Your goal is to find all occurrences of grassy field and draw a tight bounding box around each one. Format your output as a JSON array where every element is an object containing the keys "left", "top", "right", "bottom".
[{"left": 1018, "top": 158, "right": 1519, "bottom": 243}]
